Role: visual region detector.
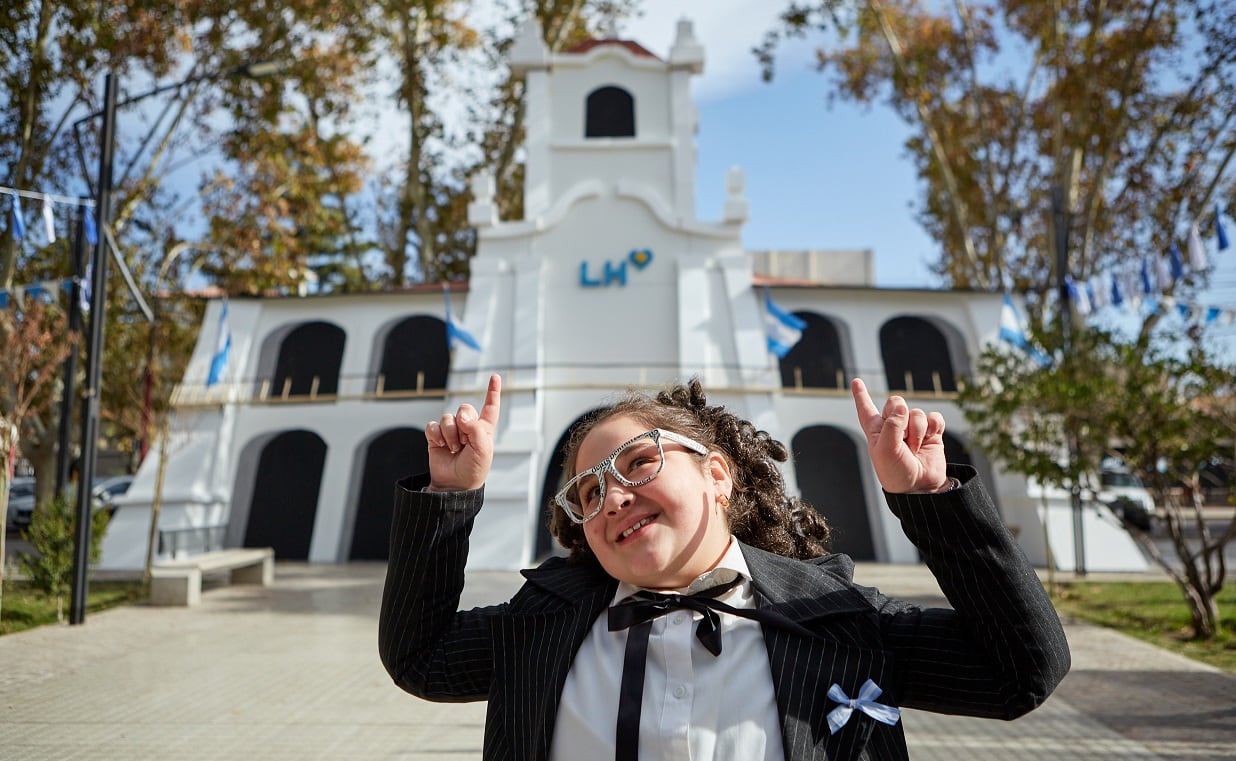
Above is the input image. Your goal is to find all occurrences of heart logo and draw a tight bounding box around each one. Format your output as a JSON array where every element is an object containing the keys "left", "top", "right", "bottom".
[{"left": 629, "top": 249, "right": 653, "bottom": 269}]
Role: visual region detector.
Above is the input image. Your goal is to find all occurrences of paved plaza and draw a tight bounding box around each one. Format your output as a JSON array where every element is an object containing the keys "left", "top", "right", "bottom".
[{"left": 1, "top": 562, "right": 1233, "bottom": 760}]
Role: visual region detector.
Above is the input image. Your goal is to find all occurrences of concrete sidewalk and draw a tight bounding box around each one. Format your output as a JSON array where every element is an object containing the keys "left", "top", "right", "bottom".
[{"left": 1, "top": 562, "right": 1232, "bottom": 760}]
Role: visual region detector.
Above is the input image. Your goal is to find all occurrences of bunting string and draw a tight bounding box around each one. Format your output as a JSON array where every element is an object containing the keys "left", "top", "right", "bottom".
[
  {"left": 0, "top": 185, "right": 96, "bottom": 208},
  {"left": 1060, "top": 205, "right": 1235, "bottom": 327},
  {"left": 2, "top": 184, "right": 97, "bottom": 248},
  {"left": 0, "top": 276, "right": 87, "bottom": 311}
]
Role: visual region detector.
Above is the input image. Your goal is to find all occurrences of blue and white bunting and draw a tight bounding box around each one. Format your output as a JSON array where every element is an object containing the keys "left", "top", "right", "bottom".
[
  {"left": 206, "top": 299, "right": 232, "bottom": 386},
  {"left": 1217, "top": 205, "right": 1230, "bottom": 251},
  {"left": 84, "top": 209, "right": 98, "bottom": 246},
  {"left": 1187, "top": 221, "right": 1206, "bottom": 270},
  {"left": 42, "top": 197, "right": 56, "bottom": 244},
  {"left": 9, "top": 197, "right": 25, "bottom": 239},
  {"left": 1065, "top": 276, "right": 1091, "bottom": 315},
  {"left": 1169, "top": 243, "right": 1185, "bottom": 281},
  {"left": 1155, "top": 253, "right": 1171, "bottom": 289},
  {"left": 763, "top": 289, "right": 806, "bottom": 358},
  {"left": 80, "top": 262, "right": 92, "bottom": 313},
  {"left": 1087, "top": 277, "right": 1106, "bottom": 310}
]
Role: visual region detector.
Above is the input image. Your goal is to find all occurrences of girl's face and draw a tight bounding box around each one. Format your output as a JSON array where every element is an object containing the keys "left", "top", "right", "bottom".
[{"left": 576, "top": 414, "right": 733, "bottom": 589}]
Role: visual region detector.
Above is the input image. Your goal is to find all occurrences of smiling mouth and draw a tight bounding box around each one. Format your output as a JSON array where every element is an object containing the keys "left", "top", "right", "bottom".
[{"left": 618, "top": 515, "right": 655, "bottom": 542}]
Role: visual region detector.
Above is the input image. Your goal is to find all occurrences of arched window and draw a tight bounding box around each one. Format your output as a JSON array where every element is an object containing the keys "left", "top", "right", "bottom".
[
  {"left": 585, "top": 86, "right": 635, "bottom": 138},
  {"left": 780, "top": 312, "right": 849, "bottom": 390},
  {"left": 377, "top": 316, "right": 449, "bottom": 395},
  {"left": 273, "top": 321, "right": 346, "bottom": 396},
  {"left": 879, "top": 316, "right": 957, "bottom": 393}
]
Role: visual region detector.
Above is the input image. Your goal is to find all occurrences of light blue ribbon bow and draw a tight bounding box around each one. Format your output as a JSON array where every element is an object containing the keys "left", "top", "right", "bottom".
[{"left": 826, "top": 679, "right": 902, "bottom": 734}]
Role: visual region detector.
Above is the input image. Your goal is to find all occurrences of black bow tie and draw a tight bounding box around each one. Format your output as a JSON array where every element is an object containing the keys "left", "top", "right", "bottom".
[
  {"left": 607, "top": 577, "right": 742, "bottom": 655},
  {"left": 605, "top": 578, "right": 742, "bottom": 761}
]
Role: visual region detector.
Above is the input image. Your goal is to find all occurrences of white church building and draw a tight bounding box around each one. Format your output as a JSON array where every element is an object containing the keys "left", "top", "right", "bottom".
[{"left": 100, "top": 19, "right": 1146, "bottom": 574}]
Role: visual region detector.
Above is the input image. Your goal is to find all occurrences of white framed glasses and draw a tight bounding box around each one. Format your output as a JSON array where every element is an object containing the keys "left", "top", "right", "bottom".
[{"left": 555, "top": 428, "right": 709, "bottom": 524}]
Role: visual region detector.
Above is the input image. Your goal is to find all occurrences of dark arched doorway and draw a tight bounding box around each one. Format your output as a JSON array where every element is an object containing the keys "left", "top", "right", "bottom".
[
  {"left": 780, "top": 312, "right": 848, "bottom": 390},
  {"left": 244, "top": 430, "right": 326, "bottom": 560},
  {"left": 274, "top": 321, "right": 346, "bottom": 396},
  {"left": 536, "top": 412, "right": 606, "bottom": 561},
  {"left": 792, "top": 426, "right": 875, "bottom": 560},
  {"left": 378, "top": 316, "right": 449, "bottom": 394},
  {"left": 350, "top": 428, "right": 427, "bottom": 560},
  {"left": 879, "top": 317, "right": 956, "bottom": 393}
]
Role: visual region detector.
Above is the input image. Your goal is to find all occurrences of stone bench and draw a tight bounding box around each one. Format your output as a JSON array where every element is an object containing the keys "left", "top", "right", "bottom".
[{"left": 149, "top": 547, "right": 275, "bottom": 606}]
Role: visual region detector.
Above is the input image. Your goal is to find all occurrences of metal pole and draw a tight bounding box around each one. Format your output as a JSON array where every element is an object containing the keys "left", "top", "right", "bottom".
[
  {"left": 70, "top": 73, "right": 117, "bottom": 625},
  {"left": 55, "top": 206, "right": 89, "bottom": 499},
  {"left": 1052, "top": 184, "right": 1086, "bottom": 577}
]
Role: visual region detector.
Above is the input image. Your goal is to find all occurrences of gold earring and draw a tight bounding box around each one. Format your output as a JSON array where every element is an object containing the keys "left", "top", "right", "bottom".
[{"left": 717, "top": 494, "right": 730, "bottom": 508}]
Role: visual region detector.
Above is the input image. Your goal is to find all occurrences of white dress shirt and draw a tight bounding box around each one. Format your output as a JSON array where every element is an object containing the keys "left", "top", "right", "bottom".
[{"left": 548, "top": 538, "right": 785, "bottom": 761}]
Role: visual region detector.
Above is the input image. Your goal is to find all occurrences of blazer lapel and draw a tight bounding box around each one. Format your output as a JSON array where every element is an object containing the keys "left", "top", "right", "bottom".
[
  {"left": 491, "top": 558, "right": 616, "bottom": 761},
  {"left": 742, "top": 545, "right": 900, "bottom": 761}
]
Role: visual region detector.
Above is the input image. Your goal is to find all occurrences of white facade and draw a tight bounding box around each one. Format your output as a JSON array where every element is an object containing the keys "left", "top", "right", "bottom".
[{"left": 100, "top": 19, "right": 1145, "bottom": 574}]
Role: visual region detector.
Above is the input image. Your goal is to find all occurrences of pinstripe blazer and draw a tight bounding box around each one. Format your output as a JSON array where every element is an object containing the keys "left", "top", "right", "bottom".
[{"left": 379, "top": 466, "right": 1070, "bottom": 761}]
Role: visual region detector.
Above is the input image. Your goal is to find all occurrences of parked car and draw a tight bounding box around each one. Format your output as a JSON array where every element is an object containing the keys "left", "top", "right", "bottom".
[
  {"left": 5, "top": 477, "right": 36, "bottom": 529},
  {"left": 1098, "top": 467, "right": 1156, "bottom": 531},
  {"left": 92, "top": 475, "right": 135, "bottom": 518}
]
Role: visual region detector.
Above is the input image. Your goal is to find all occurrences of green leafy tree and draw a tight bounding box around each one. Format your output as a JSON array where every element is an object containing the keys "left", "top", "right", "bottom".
[
  {"left": 959, "top": 325, "right": 1236, "bottom": 639},
  {"left": 4, "top": 1, "right": 375, "bottom": 481}
]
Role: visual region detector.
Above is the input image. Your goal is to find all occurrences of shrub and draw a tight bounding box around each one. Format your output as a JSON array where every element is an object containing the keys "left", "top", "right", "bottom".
[{"left": 19, "top": 493, "right": 109, "bottom": 622}]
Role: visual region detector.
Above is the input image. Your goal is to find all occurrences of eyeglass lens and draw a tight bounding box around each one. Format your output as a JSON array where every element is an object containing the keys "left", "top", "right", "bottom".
[{"left": 563, "top": 436, "right": 664, "bottom": 519}]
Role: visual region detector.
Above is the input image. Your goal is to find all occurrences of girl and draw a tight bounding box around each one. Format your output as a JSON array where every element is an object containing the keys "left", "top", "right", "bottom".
[{"left": 380, "top": 374, "right": 1070, "bottom": 761}]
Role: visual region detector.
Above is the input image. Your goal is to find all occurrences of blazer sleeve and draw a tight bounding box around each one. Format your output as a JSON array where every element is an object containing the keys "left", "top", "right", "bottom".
[
  {"left": 875, "top": 465, "right": 1071, "bottom": 720},
  {"left": 378, "top": 473, "right": 504, "bottom": 703}
]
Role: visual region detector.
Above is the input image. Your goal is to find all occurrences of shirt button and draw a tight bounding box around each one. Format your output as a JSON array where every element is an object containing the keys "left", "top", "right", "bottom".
[
  {"left": 672, "top": 613, "right": 686, "bottom": 625},
  {"left": 673, "top": 685, "right": 688, "bottom": 699}
]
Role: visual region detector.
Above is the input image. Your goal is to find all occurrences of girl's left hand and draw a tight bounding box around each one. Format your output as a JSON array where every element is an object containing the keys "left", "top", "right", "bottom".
[
  {"left": 424, "top": 374, "right": 502, "bottom": 493},
  {"left": 850, "top": 378, "right": 950, "bottom": 494}
]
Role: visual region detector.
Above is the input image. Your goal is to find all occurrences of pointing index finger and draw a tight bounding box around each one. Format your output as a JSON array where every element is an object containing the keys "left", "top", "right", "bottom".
[
  {"left": 478, "top": 374, "right": 502, "bottom": 426},
  {"left": 850, "top": 378, "right": 881, "bottom": 429}
]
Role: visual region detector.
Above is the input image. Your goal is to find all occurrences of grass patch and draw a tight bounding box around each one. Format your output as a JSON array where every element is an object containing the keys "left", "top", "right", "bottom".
[
  {"left": 1052, "top": 580, "right": 1236, "bottom": 674},
  {"left": 0, "top": 579, "right": 146, "bottom": 636}
]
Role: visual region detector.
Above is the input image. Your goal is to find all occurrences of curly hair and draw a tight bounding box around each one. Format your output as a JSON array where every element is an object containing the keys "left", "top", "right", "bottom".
[{"left": 548, "top": 378, "right": 831, "bottom": 563}]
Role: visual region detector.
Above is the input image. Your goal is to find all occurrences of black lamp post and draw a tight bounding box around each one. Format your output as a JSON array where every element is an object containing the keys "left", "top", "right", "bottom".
[
  {"left": 67, "top": 61, "right": 283, "bottom": 625},
  {"left": 69, "top": 73, "right": 117, "bottom": 626}
]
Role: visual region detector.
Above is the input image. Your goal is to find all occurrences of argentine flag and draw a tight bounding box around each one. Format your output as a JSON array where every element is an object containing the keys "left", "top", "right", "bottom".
[
  {"left": 763, "top": 289, "right": 806, "bottom": 358},
  {"left": 999, "top": 294, "right": 1050, "bottom": 366},
  {"left": 443, "top": 283, "right": 481, "bottom": 352},
  {"left": 206, "top": 299, "right": 232, "bottom": 386}
]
